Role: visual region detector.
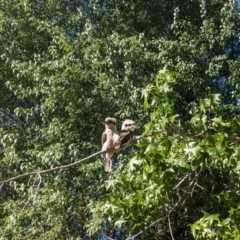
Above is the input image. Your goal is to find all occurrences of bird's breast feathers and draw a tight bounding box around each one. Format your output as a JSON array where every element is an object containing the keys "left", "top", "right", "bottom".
[{"left": 102, "top": 130, "right": 119, "bottom": 151}]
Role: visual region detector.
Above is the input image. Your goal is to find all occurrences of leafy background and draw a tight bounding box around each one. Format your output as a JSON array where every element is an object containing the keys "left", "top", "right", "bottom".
[{"left": 0, "top": 0, "right": 240, "bottom": 239}]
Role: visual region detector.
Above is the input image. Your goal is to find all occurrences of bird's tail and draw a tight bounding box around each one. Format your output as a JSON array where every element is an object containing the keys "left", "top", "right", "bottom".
[{"left": 104, "top": 153, "right": 112, "bottom": 172}]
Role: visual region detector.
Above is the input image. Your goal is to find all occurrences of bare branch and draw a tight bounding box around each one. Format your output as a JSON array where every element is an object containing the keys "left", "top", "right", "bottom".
[
  {"left": 168, "top": 215, "right": 175, "bottom": 240},
  {"left": 26, "top": 174, "right": 41, "bottom": 206},
  {"left": 89, "top": 115, "right": 103, "bottom": 138},
  {"left": 1, "top": 124, "right": 238, "bottom": 190},
  {"left": 126, "top": 216, "right": 167, "bottom": 240},
  {"left": 173, "top": 174, "right": 189, "bottom": 190},
  {"left": 0, "top": 150, "right": 106, "bottom": 185},
  {"left": 32, "top": 173, "right": 42, "bottom": 204},
  {"left": 103, "top": 234, "right": 115, "bottom": 240}
]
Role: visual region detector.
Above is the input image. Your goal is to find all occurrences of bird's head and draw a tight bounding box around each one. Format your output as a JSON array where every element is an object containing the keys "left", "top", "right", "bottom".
[
  {"left": 121, "top": 119, "right": 139, "bottom": 132},
  {"left": 103, "top": 117, "right": 117, "bottom": 129}
]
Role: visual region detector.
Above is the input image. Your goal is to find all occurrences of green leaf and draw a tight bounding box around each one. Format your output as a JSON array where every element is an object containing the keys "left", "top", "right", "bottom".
[{"left": 115, "top": 219, "right": 127, "bottom": 228}]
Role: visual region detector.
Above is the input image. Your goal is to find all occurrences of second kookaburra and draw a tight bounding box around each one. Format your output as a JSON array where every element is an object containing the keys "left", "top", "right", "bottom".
[
  {"left": 115, "top": 119, "right": 139, "bottom": 149},
  {"left": 102, "top": 117, "right": 119, "bottom": 172}
]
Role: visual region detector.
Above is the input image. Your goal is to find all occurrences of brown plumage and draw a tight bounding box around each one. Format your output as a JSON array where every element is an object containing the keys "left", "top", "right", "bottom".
[{"left": 115, "top": 119, "right": 139, "bottom": 149}]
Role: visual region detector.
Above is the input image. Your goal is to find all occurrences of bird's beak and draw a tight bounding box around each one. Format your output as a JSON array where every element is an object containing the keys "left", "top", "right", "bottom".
[{"left": 133, "top": 125, "right": 140, "bottom": 129}]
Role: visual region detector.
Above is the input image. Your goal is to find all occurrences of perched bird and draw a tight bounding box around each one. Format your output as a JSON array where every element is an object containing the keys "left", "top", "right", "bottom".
[
  {"left": 101, "top": 117, "right": 119, "bottom": 172},
  {"left": 115, "top": 119, "right": 139, "bottom": 149}
]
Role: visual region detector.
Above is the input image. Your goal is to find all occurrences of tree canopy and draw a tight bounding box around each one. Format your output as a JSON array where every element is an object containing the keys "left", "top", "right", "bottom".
[{"left": 0, "top": 0, "right": 240, "bottom": 239}]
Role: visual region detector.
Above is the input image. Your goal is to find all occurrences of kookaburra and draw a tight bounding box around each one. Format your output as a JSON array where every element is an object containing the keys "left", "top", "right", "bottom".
[
  {"left": 102, "top": 117, "right": 119, "bottom": 172},
  {"left": 115, "top": 119, "right": 139, "bottom": 149}
]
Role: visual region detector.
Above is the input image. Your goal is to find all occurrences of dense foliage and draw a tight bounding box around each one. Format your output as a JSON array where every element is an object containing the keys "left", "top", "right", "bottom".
[{"left": 0, "top": 0, "right": 240, "bottom": 239}]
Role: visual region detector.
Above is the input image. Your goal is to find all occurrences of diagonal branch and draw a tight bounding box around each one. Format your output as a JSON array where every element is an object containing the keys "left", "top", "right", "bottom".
[
  {"left": 1, "top": 127, "right": 239, "bottom": 186},
  {"left": 0, "top": 150, "right": 106, "bottom": 185},
  {"left": 125, "top": 216, "right": 167, "bottom": 240},
  {"left": 168, "top": 214, "right": 175, "bottom": 240},
  {"left": 102, "top": 234, "right": 115, "bottom": 240}
]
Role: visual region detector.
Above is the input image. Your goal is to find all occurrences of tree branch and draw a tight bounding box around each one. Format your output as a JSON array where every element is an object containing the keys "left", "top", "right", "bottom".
[
  {"left": 103, "top": 234, "right": 115, "bottom": 240},
  {"left": 1, "top": 126, "right": 239, "bottom": 185},
  {"left": 0, "top": 150, "right": 106, "bottom": 185},
  {"left": 168, "top": 215, "right": 175, "bottom": 240}
]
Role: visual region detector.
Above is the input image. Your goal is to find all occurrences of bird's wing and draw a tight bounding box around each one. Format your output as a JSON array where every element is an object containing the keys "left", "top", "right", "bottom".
[
  {"left": 115, "top": 130, "right": 133, "bottom": 149},
  {"left": 102, "top": 131, "right": 107, "bottom": 146}
]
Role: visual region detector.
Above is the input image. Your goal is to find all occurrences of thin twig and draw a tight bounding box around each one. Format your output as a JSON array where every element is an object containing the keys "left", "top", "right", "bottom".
[
  {"left": 173, "top": 174, "right": 189, "bottom": 190},
  {"left": 26, "top": 175, "right": 38, "bottom": 206},
  {"left": 33, "top": 173, "right": 42, "bottom": 204},
  {"left": 89, "top": 115, "right": 103, "bottom": 138},
  {"left": 134, "top": 131, "right": 163, "bottom": 141},
  {"left": 0, "top": 150, "right": 106, "bottom": 185},
  {"left": 168, "top": 215, "right": 175, "bottom": 240},
  {"left": 126, "top": 216, "right": 167, "bottom": 240},
  {"left": 195, "top": 183, "right": 205, "bottom": 190},
  {"left": 103, "top": 233, "right": 115, "bottom": 240}
]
